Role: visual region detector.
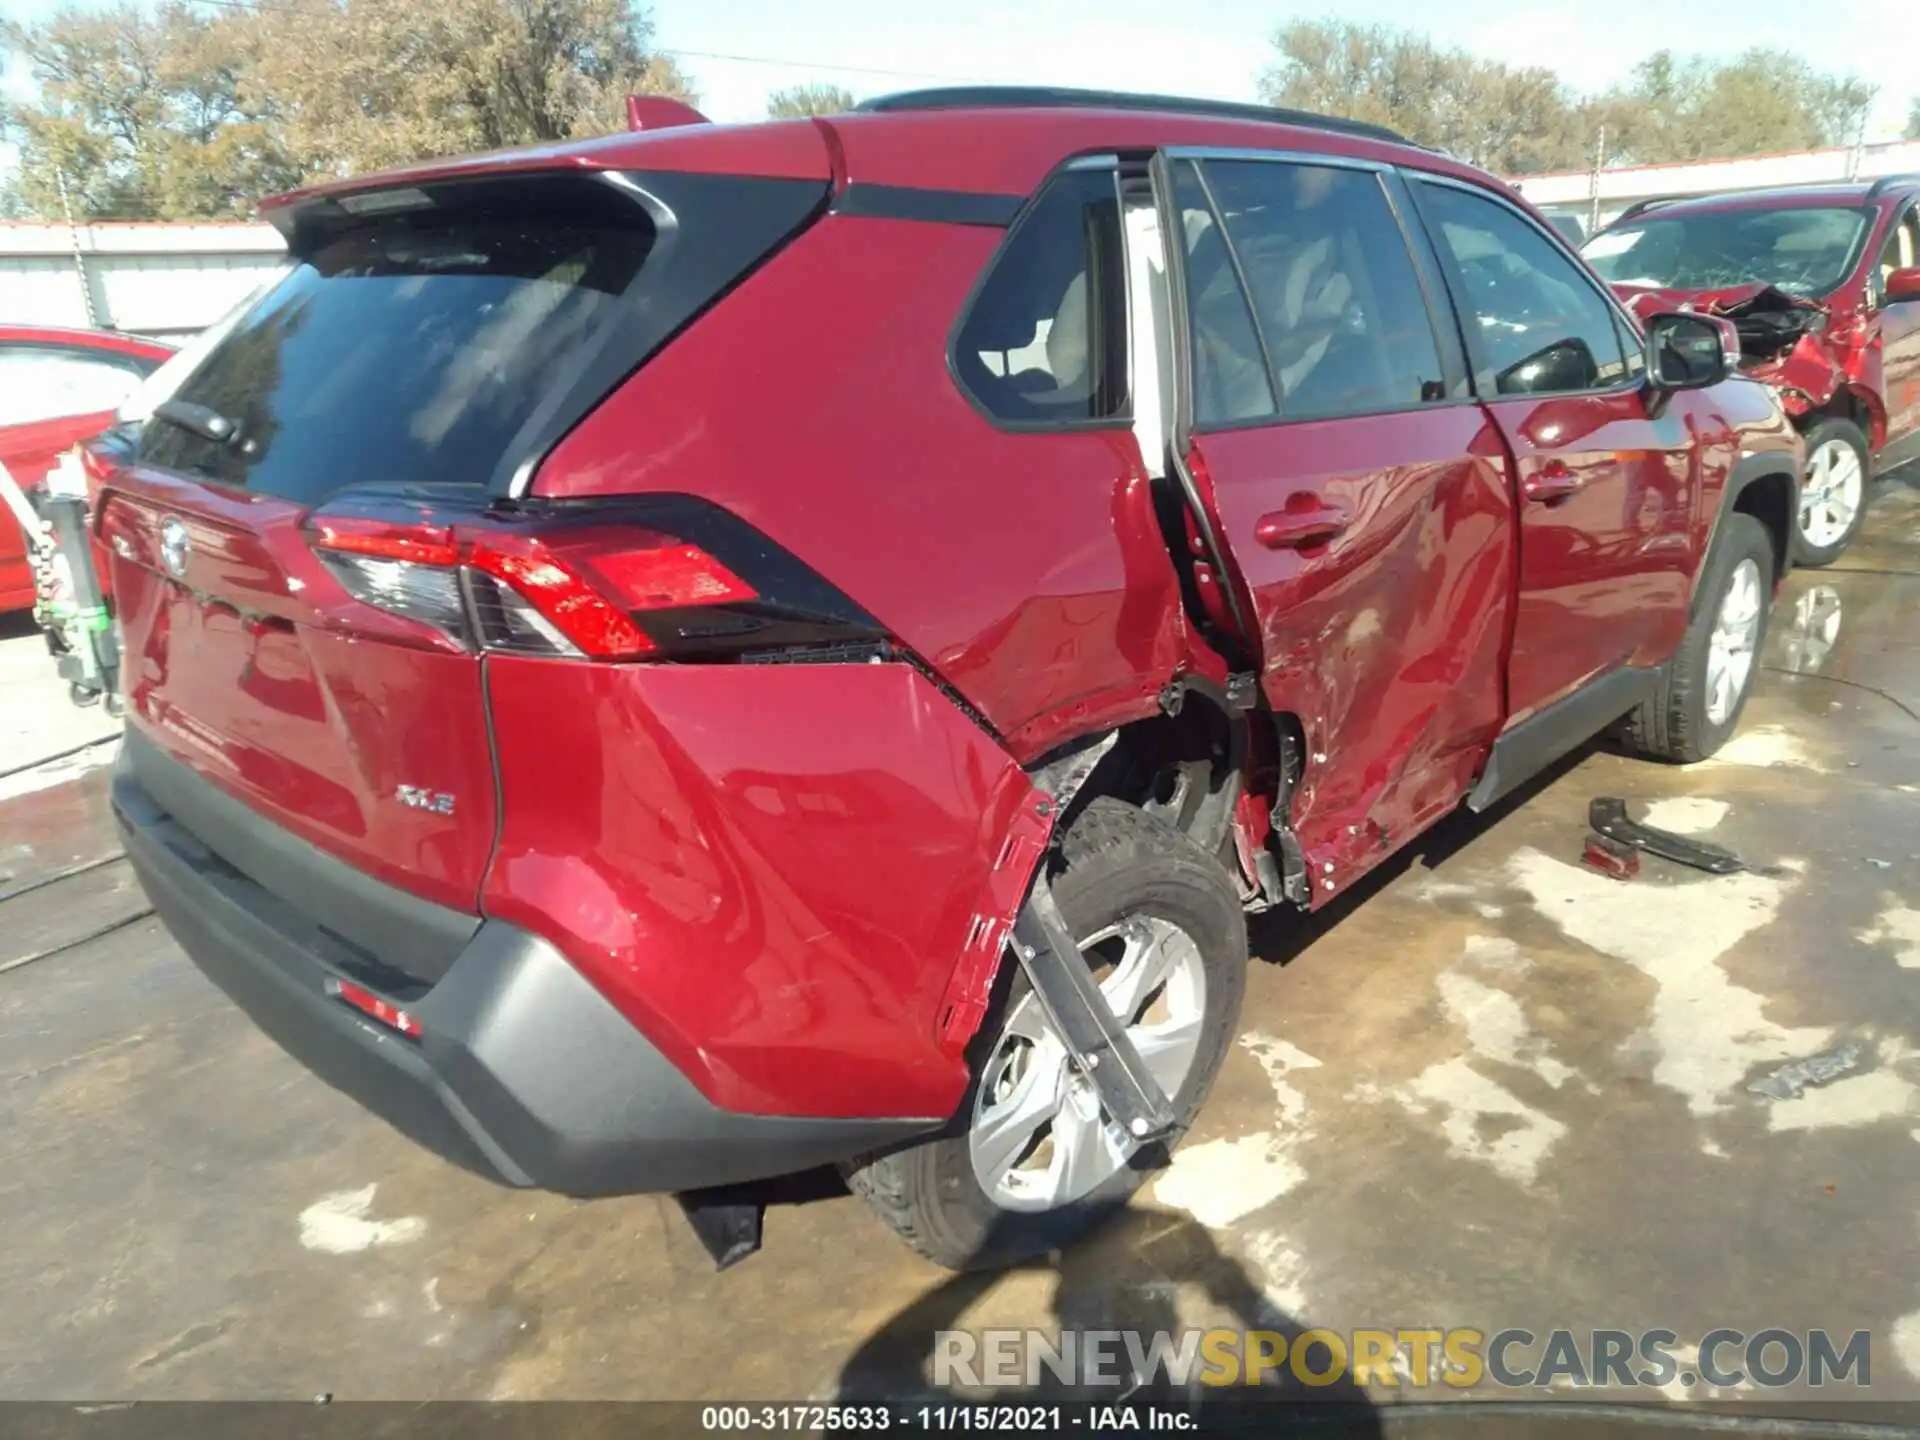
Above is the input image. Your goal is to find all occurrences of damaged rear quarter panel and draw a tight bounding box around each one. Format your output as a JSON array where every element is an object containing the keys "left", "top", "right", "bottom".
[
  {"left": 480, "top": 655, "right": 1047, "bottom": 1122},
  {"left": 530, "top": 214, "right": 1191, "bottom": 763}
]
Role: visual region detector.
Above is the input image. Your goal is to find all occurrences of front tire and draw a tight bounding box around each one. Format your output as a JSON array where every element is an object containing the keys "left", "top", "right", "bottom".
[
  {"left": 1619, "top": 512, "right": 1774, "bottom": 763},
  {"left": 1792, "top": 418, "right": 1870, "bottom": 567},
  {"left": 843, "top": 799, "right": 1247, "bottom": 1271}
]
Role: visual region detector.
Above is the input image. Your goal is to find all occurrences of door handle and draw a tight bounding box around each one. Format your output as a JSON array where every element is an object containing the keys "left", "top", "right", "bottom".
[
  {"left": 1255, "top": 501, "right": 1351, "bottom": 550},
  {"left": 1523, "top": 460, "right": 1585, "bottom": 504}
]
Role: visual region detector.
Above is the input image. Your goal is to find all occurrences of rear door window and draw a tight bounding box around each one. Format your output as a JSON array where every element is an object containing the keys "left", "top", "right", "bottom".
[
  {"left": 953, "top": 169, "right": 1129, "bottom": 426},
  {"left": 1201, "top": 159, "right": 1448, "bottom": 420},
  {"left": 1171, "top": 160, "right": 1276, "bottom": 427}
]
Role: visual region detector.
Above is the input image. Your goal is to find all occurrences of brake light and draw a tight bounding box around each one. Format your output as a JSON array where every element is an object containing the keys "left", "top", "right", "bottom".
[
  {"left": 465, "top": 536, "right": 657, "bottom": 659},
  {"left": 307, "top": 515, "right": 762, "bottom": 661},
  {"left": 331, "top": 978, "right": 422, "bottom": 1038},
  {"left": 309, "top": 516, "right": 459, "bottom": 566}
]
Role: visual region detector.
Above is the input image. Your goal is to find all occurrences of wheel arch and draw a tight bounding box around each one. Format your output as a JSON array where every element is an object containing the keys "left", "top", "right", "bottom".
[
  {"left": 1715, "top": 452, "right": 1798, "bottom": 589},
  {"left": 1027, "top": 682, "right": 1249, "bottom": 856}
]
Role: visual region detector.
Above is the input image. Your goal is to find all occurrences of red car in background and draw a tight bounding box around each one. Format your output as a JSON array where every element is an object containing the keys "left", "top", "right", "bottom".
[
  {"left": 0, "top": 325, "right": 174, "bottom": 612},
  {"left": 1584, "top": 177, "right": 1920, "bottom": 566}
]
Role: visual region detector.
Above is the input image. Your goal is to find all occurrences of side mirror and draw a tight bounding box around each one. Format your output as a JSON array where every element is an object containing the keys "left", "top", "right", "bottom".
[
  {"left": 1885, "top": 266, "right": 1920, "bottom": 304},
  {"left": 1643, "top": 311, "right": 1731, "bottom": 391}
]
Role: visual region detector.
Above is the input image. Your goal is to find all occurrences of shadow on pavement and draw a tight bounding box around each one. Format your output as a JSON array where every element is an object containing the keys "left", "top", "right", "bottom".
[{"left": 832, "top": 1207, "right": 1381, "bottom": 1435}]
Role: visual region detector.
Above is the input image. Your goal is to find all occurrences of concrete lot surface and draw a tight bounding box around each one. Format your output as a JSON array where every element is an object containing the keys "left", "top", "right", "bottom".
[{"left": 1, "top": 472, "right": 1917, "bottom": 1411}]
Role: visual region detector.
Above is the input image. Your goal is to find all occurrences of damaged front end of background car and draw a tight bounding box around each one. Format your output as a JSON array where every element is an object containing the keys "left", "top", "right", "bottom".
[
  {"left": 1617, "top": 278, "right": 1884, "bottom": 567},
  {"left": 1618, "top": 282, "right": 1857, "bottom": 417}
]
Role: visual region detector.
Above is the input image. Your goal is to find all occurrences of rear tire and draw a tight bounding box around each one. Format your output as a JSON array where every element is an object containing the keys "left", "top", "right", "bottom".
[
  {"left": 1792, "top": 418, "right": 1870, "bottom": 568},
  {"left": 1619, "top": 513, "right": 1774, "bottom": 763},
  {"left": 843, "top": 799, "right": 1246, "bottom": 1271}
]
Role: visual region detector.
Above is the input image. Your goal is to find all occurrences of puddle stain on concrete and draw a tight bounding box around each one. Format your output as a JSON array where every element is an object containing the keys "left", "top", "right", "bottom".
[
  {"left": 1765, "top": 1070, "right": 1918, "bottom": 1133},
  {"left": 1897, "top": 1308, "right": 1920, "bottom": 1382},
  {"left": 1638, "top": 798, "right": 1730, "bottom": 835},
  {"left": 298, "top": 1185, "right": 428, "bottom": 1255},
  {"left": 1860, "top": 905, "right": 1920, "bottom": 969},
  {"left": 1388, "top": 1057, "right": 1568, "bottom": 1184},
  {"left": 1703, "top": 725, "right": 1823, "bottom": 772},
  {"left": 1436, "top": 963, "right": 1575, "bottom": 1090},
  {"left": 1152, "top": 1034, "right": 1320, "bottom": 1229},
  {"left": 1507, "top": 847, "right": 1825, "bottom": 1119}
]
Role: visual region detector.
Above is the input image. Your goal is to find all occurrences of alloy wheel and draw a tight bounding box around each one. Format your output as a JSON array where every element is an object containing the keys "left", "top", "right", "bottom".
[
  {"left": 968, "top": 915, "right": 1206, "bottom": 1211},
  {"left": 1798, "top": 439, "right": 1864, "bottom": 551},
  {"left": 1705, "top": 557, "right": 1764, "bottom": 726}
]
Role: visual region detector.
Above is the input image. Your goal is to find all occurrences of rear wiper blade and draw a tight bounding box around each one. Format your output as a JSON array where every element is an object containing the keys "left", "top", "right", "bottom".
[{"left": 153, "top": 399, "right": 240, "bottom": 445}]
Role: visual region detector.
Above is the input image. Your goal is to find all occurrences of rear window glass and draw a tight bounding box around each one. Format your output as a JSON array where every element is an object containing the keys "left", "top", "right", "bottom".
[{"left": 139, "top": 211, "right": 653, "bottom": 501}]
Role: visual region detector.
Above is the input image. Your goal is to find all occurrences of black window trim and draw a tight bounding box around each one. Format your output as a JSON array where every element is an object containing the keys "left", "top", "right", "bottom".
[
  {"left": 1162, "top": 146, "right": 1472, "bottom": 435},
  {"left": 830, "top": 184, "right": 1024, "bottom": 228},
  {"left": 1404, "top": 170, "right": 1652, "bottom": 404},
  {"left": 944, "top": 156, "right": 1136, "bottom": 436}
]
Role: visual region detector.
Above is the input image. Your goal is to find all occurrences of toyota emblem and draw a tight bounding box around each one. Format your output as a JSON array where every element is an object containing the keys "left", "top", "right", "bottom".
[{"left": 159, "top": 517, "right": 191, "bottom": 579}]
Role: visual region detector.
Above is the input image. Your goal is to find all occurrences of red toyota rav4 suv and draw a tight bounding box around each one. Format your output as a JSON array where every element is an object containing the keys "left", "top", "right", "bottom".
[
  {"left": 106, "top": 89, "right": 1799, "bottom": 1270},
  {"left": 1584, "top": 177, "right": 1920, "bottom": 566}
]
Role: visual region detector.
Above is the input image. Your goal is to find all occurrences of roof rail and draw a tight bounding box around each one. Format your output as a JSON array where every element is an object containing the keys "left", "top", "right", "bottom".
[
  {"left": 854, "top": 86, "right": 1411, "bottom": 147},
  {"left": 1866, "top": 172, "right": 1920, "bottom": 200}
]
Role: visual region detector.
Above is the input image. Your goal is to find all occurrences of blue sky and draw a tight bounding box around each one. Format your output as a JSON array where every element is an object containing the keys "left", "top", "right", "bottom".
[{"left": 3, "top": 0, "right": 1915, "bottom": 141}]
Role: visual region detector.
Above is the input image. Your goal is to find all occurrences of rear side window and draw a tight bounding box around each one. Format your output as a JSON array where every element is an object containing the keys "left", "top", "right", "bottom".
[
  {"left": 138, "top": 172, "right": 825, "bottom": 502},
  {"left": 953, "top": 169, "right": 1129, "bottom": 425},
  {"left": 1202, "top": 160, "right": 1446, "bottom": 420},
  {"left": 1415, "top": 181, "right": 1631, "bottom": 397}
]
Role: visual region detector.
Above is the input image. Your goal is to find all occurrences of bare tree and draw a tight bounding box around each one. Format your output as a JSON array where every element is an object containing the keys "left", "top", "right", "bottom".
[
  {"left": 766, "top": 83, "right": 857, "bottom": 119},
  {"left": 1257, "top": 20, "right": 1593, "bottom": 173},
  {"left": 1, "top": 1, "right": 297, "bottom": 218},
  {"left": 1606, "top": 49, "right": 1876, "bottom": 162},
  {"left": 0, "top": 0, "right": 689, "bottom": 218},
  {"left": 1260, "top": 19, "right": 1879, "bottom": 176},
  {"left": 249, "top": 0, "right": 694, "bottom": 179}
]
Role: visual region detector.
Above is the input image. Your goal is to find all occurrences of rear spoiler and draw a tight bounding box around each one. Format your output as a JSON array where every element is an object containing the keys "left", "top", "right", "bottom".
[{"left": 626, "top": 96, "right": 709, "bottom": 131}]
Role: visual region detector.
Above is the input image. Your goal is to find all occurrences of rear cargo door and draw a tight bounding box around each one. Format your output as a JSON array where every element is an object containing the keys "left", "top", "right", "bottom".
[{"left": 105, "top": 164, "right": 828, "bottom": 912}]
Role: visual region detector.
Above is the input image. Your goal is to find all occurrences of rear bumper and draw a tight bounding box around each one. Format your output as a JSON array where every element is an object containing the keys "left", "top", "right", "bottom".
[{"left": 114, "top": 740, "right": 937, "bottom": 1196}]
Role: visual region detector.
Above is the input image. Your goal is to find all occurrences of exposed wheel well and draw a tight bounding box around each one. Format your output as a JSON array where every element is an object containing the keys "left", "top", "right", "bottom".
[
  {"left": 1029, "top": 689, "right": 1242, "bottom": 856},
  {"left": 1730, "top": 470, "right": 1795, "bottom": 582},
  {"left": 1801, "top": 387, "right": 1883, "bottom": 452},
  {"left": 1025, "top": 690, "right": 1312, "bottom": 909}
]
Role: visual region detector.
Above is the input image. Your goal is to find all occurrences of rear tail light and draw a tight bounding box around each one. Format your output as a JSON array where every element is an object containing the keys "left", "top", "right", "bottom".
[{"left": 305, "top": 499, "right": 881, "bottom": 663}]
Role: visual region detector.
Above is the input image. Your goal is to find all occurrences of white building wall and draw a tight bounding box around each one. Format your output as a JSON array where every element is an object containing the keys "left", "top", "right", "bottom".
[
  {"left": 0, "top": 222, "right": 286, "bottom": 340},
  {"left": 1513, "top": 139, "right": 1920, "bottom": 231}
]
